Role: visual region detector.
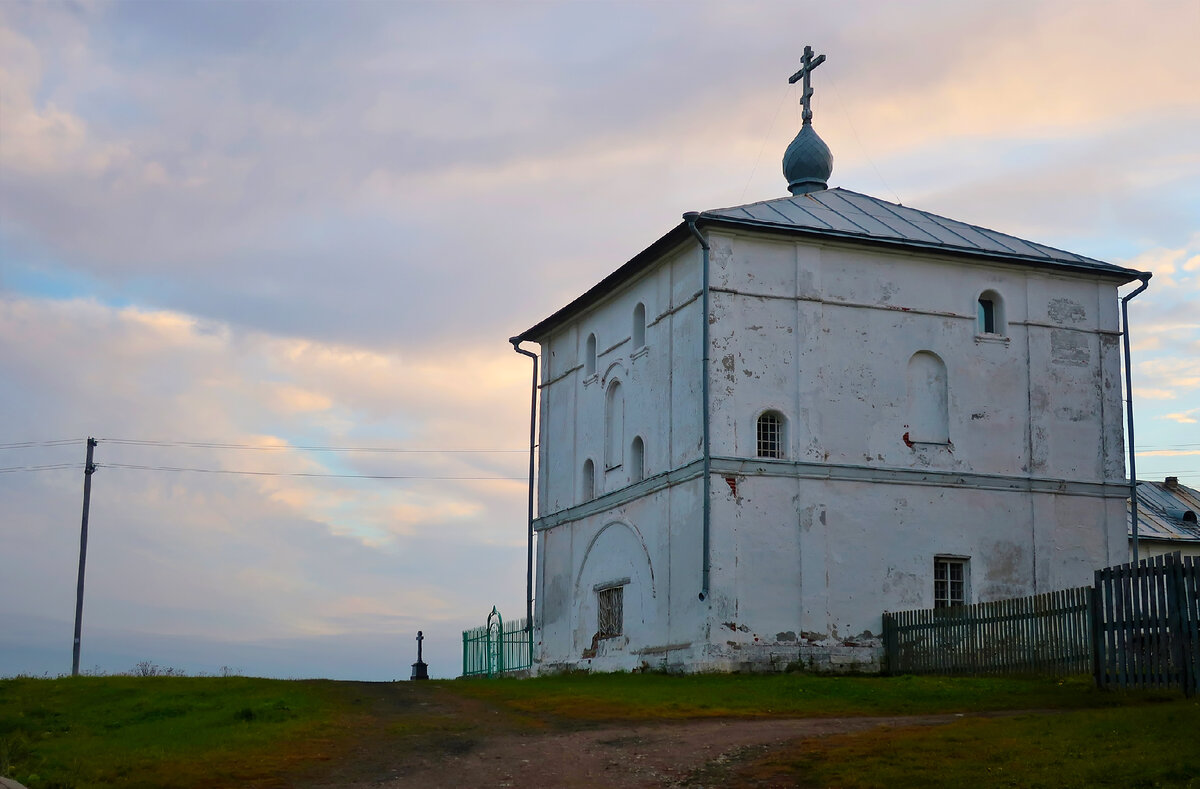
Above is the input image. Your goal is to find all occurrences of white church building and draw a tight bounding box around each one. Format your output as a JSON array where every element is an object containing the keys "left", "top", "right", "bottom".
[{"left": 510, "top": 48, "right": 1150, "bottom": 673}]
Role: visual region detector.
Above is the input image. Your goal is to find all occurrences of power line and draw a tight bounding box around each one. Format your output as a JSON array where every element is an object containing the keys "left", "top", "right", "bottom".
[
  {"left": 99, "top": 462, "right": 523, "bottom": 481},
  {"left": 0, "top": 439, "right": 85, "bottom": 450},
  {"left": 98, "top": 438, "right": 523, "bottom": 453},
  {"left": 0, "top": 463, "right": 81, "bottom": 473}
]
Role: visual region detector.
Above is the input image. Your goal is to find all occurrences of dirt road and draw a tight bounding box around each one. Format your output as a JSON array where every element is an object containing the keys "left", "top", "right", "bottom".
[{"left": 293, "top": 682, "right": 975, "bottom": 788}]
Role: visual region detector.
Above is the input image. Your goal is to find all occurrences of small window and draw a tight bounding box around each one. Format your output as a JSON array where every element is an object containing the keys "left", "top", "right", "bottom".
[
  {"left": 632, "top": 303, "right": 646, "bottom": 349},
  {"left": 978, "top": 299, "right": 996, "bottom": 334},
  {"left": 756, "top": 411, "right": 785, "bottom": 459},
  {"left": 581, "top": 459, "right": 595, "bottom": 502},
  {"left": 597, "top": 585, "right": 624, "bottom": 638},
  {"left": 976, "top": 290, "right": 1005, "bottom": 336},
  {"left": 934, "top": 558, "right": 967, "bottom": 608},
  {"left": 585, "top": 333, "right": 597, "bottom": 376},
  {"left": 630, "top": 436, "right": 645, "bottom": 482}
]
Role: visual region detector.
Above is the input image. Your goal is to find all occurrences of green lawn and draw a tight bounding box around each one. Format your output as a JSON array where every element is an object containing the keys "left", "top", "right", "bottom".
[
  {"left": 737, "top": 701, "right": 1200, "bottom": 788},
  {"left": 450, "top": 671, "right": 1170, "bottom": 721},
  {"left": 0, "top": 675, "right": 352, "bottom": 789},
  {"left": 0, "top": 672, "right": 1190, "bottom": 789}
]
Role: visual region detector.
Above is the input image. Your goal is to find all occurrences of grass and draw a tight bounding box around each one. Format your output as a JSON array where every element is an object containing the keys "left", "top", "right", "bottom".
[
  {"left": 736, "top": 700, "right": 1200, "bottom": 788},
  {"left": 0, "top": 675, "right": 354, "bottom": 789},
  {"left": 449, "top": 671, "right": 1168, "bottom": 722},
  {"left": 0, "top": 671, "right": 1191, "bottom": 788}
]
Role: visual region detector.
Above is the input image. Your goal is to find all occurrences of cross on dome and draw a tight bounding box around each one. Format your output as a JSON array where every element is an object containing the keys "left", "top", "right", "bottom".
[
  {"left": 788, "top": 44, "right": 826, "bottom": 125},
  {"left": 781, "top": 45, "right": 833, "bottom": 195}
]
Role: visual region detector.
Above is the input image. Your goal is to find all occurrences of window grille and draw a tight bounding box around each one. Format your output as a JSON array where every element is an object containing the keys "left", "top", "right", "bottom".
[
  {"left": 757, "top": 412, "right": 784, "bottom": 459},
  {"left": 597, "top": 586, "right": 623, "bottom": 638},
  {"left": 934, "top": 558, "right": 966, "bottom": 608}
]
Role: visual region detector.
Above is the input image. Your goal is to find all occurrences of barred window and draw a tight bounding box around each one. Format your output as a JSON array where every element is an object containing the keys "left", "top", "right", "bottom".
[
  {"left": 756, "top": 411, "right": 785, "bottom": 459},
  {"left": 934, "top": 558, "right": 967, "bottom": 608},
  {"left": 597, "top": 586, "right": 623, "bottom": 638}
]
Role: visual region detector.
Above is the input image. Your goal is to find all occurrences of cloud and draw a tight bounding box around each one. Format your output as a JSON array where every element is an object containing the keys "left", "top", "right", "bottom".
[
  {"left": 0, "top": 293, "right": 530, "bottom": 675},
  {"left": 3, "top": 0, "right": 1199, "bottom": 677},
  {"left": 1159, "top": 409, "right": 1200, "bottom": 425}
]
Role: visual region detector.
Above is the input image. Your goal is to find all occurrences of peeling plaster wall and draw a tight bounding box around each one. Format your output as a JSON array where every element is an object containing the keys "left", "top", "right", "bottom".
[
  {"left": 700, "top": 232, "right": 1128, "bottom": 663},
  {"left": 533, "top": 242, "right": 709, "bottom": 672},
  {"left": 530, "top": 228, "right": 1129, "bottom": 675}
]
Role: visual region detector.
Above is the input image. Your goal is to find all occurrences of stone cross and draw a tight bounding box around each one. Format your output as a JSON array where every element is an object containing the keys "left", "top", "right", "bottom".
[
  {"left": 411, "top": 629, "right": 429, "bottom": 680},
  {"left": 788, "top": 45, "right": 826, "bottom": 125}
]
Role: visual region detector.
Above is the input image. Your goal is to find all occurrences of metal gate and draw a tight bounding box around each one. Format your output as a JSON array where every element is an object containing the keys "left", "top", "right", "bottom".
[{"left": 461, "top": 606, "right": 532, "bottom": 677}]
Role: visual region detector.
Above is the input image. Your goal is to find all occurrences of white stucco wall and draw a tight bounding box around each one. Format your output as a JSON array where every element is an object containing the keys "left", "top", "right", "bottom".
[{"left": 528, "top": 228, "right": 1131, "bottom": 674}]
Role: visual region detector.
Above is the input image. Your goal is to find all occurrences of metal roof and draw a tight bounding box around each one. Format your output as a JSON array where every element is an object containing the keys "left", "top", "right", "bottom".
[
  {"left": 1129, "top": 480, "right": 1200, "bottom": 543},
  {"left": 701, "top": 188, "right": 1143, "bottom": 277},
  {"left": 516, "top": 187, "right": 1148, "bottom": 341}
]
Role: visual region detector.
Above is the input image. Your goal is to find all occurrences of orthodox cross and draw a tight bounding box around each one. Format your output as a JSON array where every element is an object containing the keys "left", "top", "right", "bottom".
[{"left": 788, "top": 45, "right": 826, "bottom": 125}]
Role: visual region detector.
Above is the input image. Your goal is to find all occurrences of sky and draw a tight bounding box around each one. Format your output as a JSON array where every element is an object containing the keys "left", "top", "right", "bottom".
[{"left": 2, "top": 0, "right": 1197, "bottom": 681}]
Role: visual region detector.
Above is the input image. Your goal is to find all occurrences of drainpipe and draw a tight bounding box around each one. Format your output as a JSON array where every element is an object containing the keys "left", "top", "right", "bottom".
[
  {"left": 684, "top": 212, "right": 711, "bottom": 601},
  {"left": 509, "top": 338, "right": 539, "bottom": 632},
  {"left": 1120, "top": 273, "right": 1152, "bottom": 564}
]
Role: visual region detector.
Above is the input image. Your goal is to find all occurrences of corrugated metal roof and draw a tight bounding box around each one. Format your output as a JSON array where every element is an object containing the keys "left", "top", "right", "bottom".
[
  {"left": 701, "top": 188, "right": 1143, "bottom": 277},
  {"left": 1128, "top": 480, "right": 1200, "bottom": 543},
  {"left": 516, "top": 187, "right": 1149, "bottom": 341}
]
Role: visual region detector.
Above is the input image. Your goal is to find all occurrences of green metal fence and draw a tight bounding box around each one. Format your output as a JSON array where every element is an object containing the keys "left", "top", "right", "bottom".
[{"left": 462, "top": 606, "right": 533, "bottom": 677}]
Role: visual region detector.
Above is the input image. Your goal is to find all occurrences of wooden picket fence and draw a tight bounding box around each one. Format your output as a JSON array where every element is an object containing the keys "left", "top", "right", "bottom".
[
  {"left": 1092, "top": 553, "right": 1199, "bottom": 695},
  {"left": 883, "top": 554, "right": 1200, "bottom": 696},
  {"left": 883, "top": 587, "right": 1092, "bottom": 676}
]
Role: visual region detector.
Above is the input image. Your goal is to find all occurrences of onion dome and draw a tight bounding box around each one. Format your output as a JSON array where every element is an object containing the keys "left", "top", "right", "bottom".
[{"left": 782, "top": 123, "right": 833, "bottom": 195}]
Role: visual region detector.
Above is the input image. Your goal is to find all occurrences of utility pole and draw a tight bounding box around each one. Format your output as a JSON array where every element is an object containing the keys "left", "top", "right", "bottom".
[{"left": 72, "top": 437, "right": 97, "bottom": 677}]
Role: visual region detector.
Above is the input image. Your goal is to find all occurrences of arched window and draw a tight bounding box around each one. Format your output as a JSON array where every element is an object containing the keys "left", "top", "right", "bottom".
[
  {"left": 907, "top": 351, "right": 949, "bottom": 444},
  {"left": 977, "top": 290, "right": 1006, "bottom": 336},
  {"left": 581, "top": 459, "right": 595, "bottom": 502},
  {"left": 605, "top": 380, "right": 624, "bottom": 469},
  {"left": 756, "top": 411, "right": 786, "bottom": 459},
  {"left": 585, "top": 333, "right": 597, "bottom": 376},
  {"left": 630, "top": 436, "right": 645, "bottom": 482},
  {"left": 632, "top": 303, "right": 646, "bottom": 350}
]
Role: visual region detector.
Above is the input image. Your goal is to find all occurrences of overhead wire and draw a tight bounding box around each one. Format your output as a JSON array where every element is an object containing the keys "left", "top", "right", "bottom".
[
  {"left": 740, "top": 81, "right": 794, "bottom": 203},
  {"left": 98, "top": 438, "right": 523, "bottom": 453},
  {"left": 0, "top": 439, "right": 86, "bottom": 450},
  {"left": 99, "top": 462, "right": 523, "bottom": 481},
  {"left": 0, "top": 463, "right": 81, "bottom": 474}
]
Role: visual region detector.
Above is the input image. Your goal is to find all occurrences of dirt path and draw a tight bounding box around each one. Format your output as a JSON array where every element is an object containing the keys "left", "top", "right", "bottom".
[
  {"left": 374, "top": 713, "right": 969, "bottom": 789},
  {"left": 294, "top": 684, "right": 979, "bottom": 789}
]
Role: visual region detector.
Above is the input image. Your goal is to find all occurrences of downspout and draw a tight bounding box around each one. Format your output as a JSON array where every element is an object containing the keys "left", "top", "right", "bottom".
[
  {"left": 683, "top": 212, "right": 711, "bottom": 601},
  {"left": 509, "top": 338, "right": 539, "bottom": 634},
  {"left": 1120, "top": 273, "right": 1152, "bottom": 564}
]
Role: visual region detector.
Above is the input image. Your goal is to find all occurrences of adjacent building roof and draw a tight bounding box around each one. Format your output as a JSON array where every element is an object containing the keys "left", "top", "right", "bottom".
[
  {"left": 516, "top": 187, "right": 1148, "bottom": 342},
  {"left": 1129, "top": 478, "right": 1200, "bottom": 544}
]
